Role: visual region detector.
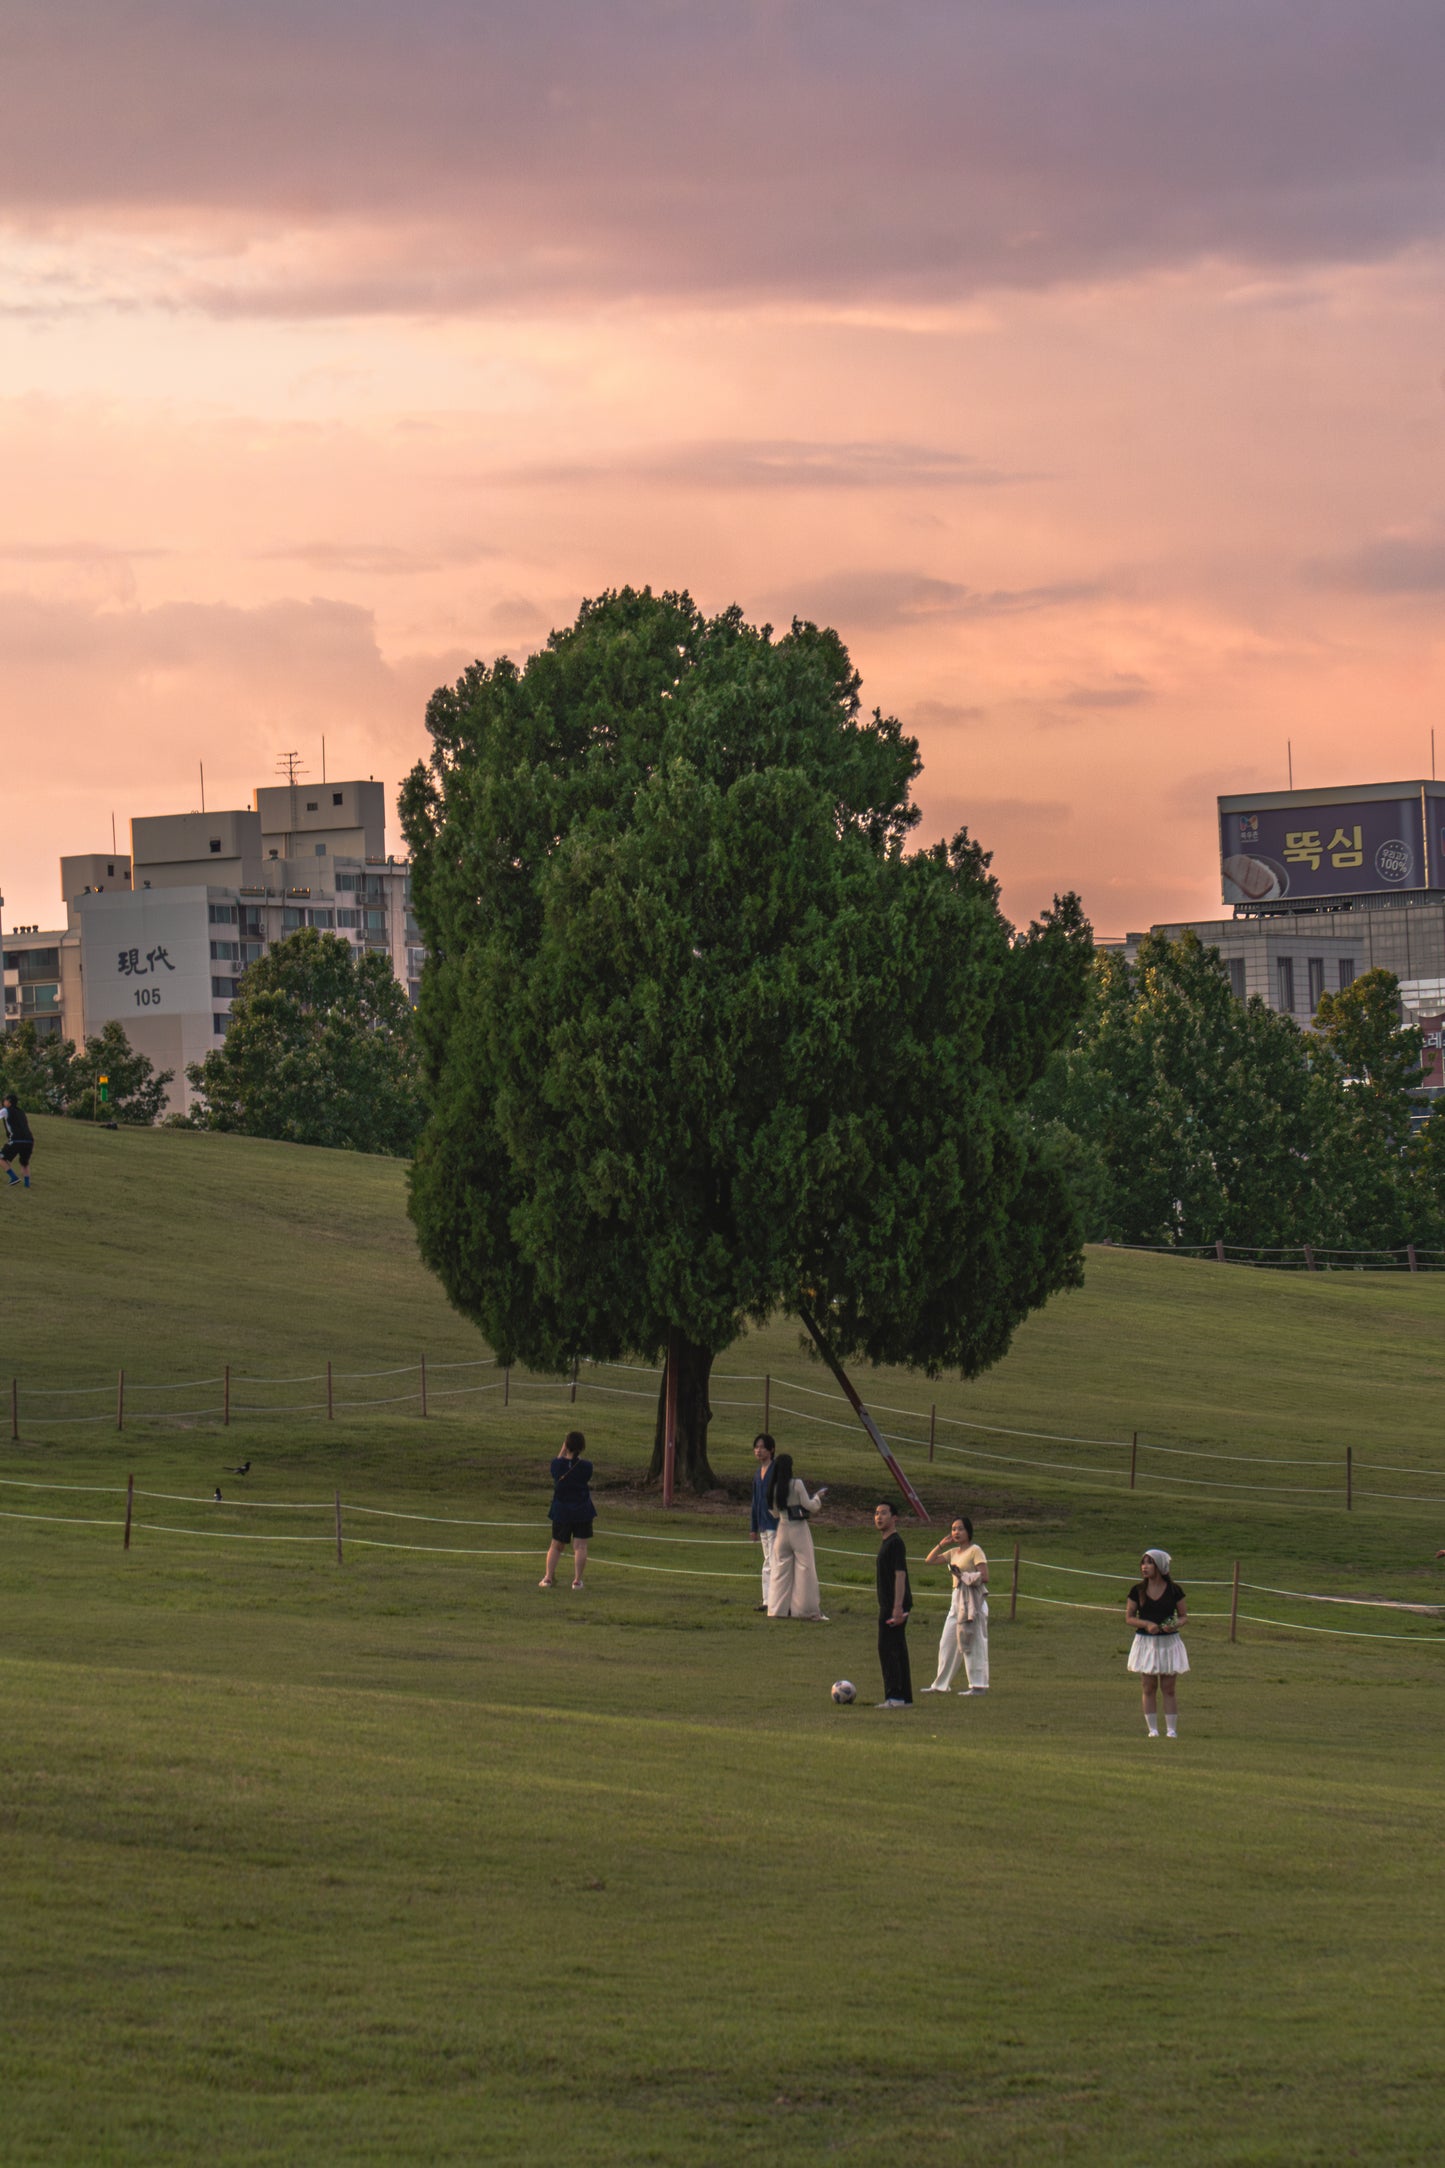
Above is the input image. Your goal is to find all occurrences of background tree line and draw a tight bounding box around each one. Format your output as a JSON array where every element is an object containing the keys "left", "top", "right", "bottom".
[{"left": 1035, "top": 929, "right": 1445, "bottom": 1250}]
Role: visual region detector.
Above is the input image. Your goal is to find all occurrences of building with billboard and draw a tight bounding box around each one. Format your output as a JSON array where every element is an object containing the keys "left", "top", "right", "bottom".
[
  {"left": 2, "top": 779, "right": 422, "bottom": 1113},
  {"left": 1110, "top": 780, "right": 1445, "bottom": 1042}
]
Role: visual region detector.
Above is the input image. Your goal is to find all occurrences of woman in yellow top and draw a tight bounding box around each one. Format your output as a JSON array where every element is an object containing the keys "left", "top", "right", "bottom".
[{"left": 920, "top": 1516, "right": 989, "bottom": 1693}]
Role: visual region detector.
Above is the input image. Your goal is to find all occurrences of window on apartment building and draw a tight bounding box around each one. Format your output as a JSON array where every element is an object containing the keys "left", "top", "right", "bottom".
[
  {"left": 306, "top": 800, "right": 318, "bottom": 811},
  {"left": 336, "top": 873, "right": 359, "bottom": 892},
  {"left": 209, "top": 940, "right": 240, "bottom": 961},
  {"left": 315, "top": 843, "right": 327, "bottom": 856},
  {"left": 106, "top": 862, "right": 115, "bottom": 877},
  {"left": 208, "top": 903, "right": 237, "bottom": 924},
  {"left": 240, "top": 941, "right": 263, "bottom": 965},
  {"left": 365, "top": 909, "right": 386, "bottom": 931},
  {"left": 269, "top": 848, "right": 279, "bottom": 859},
  {"left": 209, "top": 838, "right": 222, "bottom": 853},
  {"left": 239, "top": 907, "right": 263, "bottom": 937},
  {"left": 19, "top": 983, "right": 59, "bottom": 1011},
  {"left": 282, "top": 907, "right": 306, "bottom": 929},
  {"left": 333, "top": 792, "right": 343, "bottom": 805},
  {"left": 211, "top": 975, "right": 239, "bottom": 999},
  {"left": 337, "top": 909, "right": 359, "bottom": 929},
  {"left": 1338, "top": 958, "right": 1356, "bottom": 989},
  {"left": 1226, "top": 957, "right": 1246, "bottom": 1000},
  {"left": 213, "top": 1012, "right": 230, "bottom": 1034},
  {"left": 1277, "top": 956, "right": 1296, "bottom": 1013},
  {"left": 1307, "top": 958, "right": 1325, "bottom": 1013},
  {"left": 7, "top": 947, "right": 61, "bottom": 981}
]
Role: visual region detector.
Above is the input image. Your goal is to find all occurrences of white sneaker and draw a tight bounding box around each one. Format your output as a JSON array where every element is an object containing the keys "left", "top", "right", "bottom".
[{"left": 874, "top": 1698, "right": 908, "bottom": 1708}]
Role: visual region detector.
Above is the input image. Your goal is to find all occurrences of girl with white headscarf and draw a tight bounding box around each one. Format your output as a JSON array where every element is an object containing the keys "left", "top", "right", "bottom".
[{"left": 1125, "top": 1547, "right": 1189, "bottom": 1737}]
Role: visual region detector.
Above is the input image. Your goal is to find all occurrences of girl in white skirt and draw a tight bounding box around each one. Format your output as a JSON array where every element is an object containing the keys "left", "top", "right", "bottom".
[{"left": 1126, "top": 1548, "right": 1188, "bottom": 1736}]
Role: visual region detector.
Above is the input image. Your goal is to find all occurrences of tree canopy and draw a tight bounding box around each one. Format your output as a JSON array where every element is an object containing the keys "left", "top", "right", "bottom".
[
  {"left": 185, "top": 927, "right": 425, "bottom": 1156},
  {"left": 402, "top": 586, "right": 1094, "bottom": 1487},
  {"left": 0, "top": 1018, "right": 172, "bottom": 1124}
]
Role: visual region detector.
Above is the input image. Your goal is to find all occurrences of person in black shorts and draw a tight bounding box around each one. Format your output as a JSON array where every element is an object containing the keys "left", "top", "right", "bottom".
[
  {"left": 540, "top": 1429, "right": 595, "bottom": 1591},
  {"left": 2, "top": 1094, "right": 34, "bottom": 1188},
  {"left": 873, "top": 1501, "right": 913, "bottom": 1706}
]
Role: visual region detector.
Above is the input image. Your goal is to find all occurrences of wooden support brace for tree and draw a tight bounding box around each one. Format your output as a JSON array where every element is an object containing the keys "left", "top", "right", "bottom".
[
  {"left": 795, "top": 1304, "right": 929, "bottom": 1522},
  {"left": 763, "top": 1374, "right": 770, "bottom": 1434},
  {"left": 1129, "top": 1430, "right": 1138, "bottom": 1488},
  {"left": 570, "top": 1358, "right": 578, "bottom": 1405},
  {"left": 123, "top": 1473, "right": 135, "bottom": 1553},
  {"left": 1009, "top": 1540, "right": 1020, "bottom": 1622},
  {"left": 662, "top": 1329, "right": 680, "bottom": 1510},
  {"left": 419, "top": 1353, "right": 428, "bottom": 1418},
  {"left": 929, "top": 1403, "right": 936, "bottom": 1462},
  {"left": 116, "top": 1369, "right": 125, "bottom": 1433},
  {"left": 504, "top": 1364, "right": 510, "bottom": 1407},
  {"left": 1229, "top": 1559, "right": 1240, "bottom": 1643}
]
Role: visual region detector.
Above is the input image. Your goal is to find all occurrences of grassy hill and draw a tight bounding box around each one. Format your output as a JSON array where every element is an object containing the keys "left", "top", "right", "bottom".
[{"left": 4, "top": 1120, "right": 1445, "bottom": 2162}]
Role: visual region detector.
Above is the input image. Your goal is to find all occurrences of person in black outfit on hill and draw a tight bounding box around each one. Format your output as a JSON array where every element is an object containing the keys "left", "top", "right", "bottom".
[
  {"left": 873, "top": 1501, "right": 913, "bottom": 1707},
  {"left": 540, "top": 1429, "right": 596, "bottom": 1592},
  {"left": 2, "top": 1094, "right": 35, "bottom": 1188}
]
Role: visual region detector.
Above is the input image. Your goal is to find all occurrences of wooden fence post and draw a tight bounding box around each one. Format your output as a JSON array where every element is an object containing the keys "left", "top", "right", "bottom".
[
  {"left": 662, "top": 1330, "right": 679, "bottom": 1510},
  {"left": 123, "top": 1473, "right": 134, "bottom": 1553},
  {"left": 1346, "top": 1446, "right": 1353, "bottom": 1512},
  {"left": 504, "top": 1364, "right": 510, "bottom": 1408},
  {"left": 223, "top": 1363, "right": 230, "bottom": 1428},
  {"left": 326, "top": 1360, "right": 333, "bottom": 1420},
  {"left": 1129, "top": 1431, "right": 1138, "bottom": 1489},
  {"left": 116, "top": 1369, "right": 125, "bottom": 1433},
  {"left": 1408, "top": 1242, "right": 1419, "bottom": 1273},
  {"left": 1215, "top": 1238, "right": 1225, "bottom": 1262},
  {"left": 334, "top": 1491, "right": 343, "bottom": 1565},
  {"left": 1009, "top": 1540, "right": 1020, "bottom": 1622},
  {"left": 570, "top": 1357, "right": 578, "bottom": 1405},
  {"left": 419, "top": 1353, "right": 427, "bottom": 1418},
  {"left": 929, "top": 1403, "right": 936, "bottom": 1462},
  {"left": 1304, "top": 1243, "right": 1316, "bottom": 1272},
  {"left": 1229, "top": 1559, "right": 1240, "bottom": 1643},
  {"left": 9, "top": 1377, "right": 16, "bottom": 1442},
  {"left": 763, "top": 1373, "right": 770, "bottom": 1434}
]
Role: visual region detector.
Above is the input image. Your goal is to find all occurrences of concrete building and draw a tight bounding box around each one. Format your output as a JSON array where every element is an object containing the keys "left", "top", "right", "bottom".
[
  {"left": 1107, "top": 779, "right": 1445, "bottom": 1043},
  {"left": 2, "top": 781, "right": 421, "bottom": 1112}
]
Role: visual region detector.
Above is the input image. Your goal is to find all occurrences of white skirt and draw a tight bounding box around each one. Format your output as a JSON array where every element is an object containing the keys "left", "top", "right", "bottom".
[{"left": 1127, "top": 1632, "right": 1190, "bottom": 1676}]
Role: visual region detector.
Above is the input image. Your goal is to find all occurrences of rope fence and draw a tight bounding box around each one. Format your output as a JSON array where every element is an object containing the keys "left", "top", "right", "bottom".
[
  {"left": 9, "top": 1353, "right": 1445, "bottom": 1519},
  {"left": 2, "top": 1474, "right": 1441, "bottom": 1646},
  {"left": 1111, "top": 1239, "right": 1445, "bottom": 1273}
]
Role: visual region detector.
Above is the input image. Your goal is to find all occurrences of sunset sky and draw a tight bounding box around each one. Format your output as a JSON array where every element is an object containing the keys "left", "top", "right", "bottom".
[{"left": 4, "top": 1, "right": 1445, "bottom": 936}]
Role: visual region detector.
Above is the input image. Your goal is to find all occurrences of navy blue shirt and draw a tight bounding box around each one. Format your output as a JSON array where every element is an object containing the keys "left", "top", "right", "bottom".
[
  {"left": 549, "top": 1455, "right": 594, "bottom": 1526},
  {"left": 751, "top": 1463, "right": 779, "bottom": 1536}
]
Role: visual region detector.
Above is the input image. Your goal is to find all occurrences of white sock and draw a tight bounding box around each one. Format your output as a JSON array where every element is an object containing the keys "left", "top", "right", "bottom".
[
  {"left": 1145, "top": 1712, "right": 1159, "bottom": 1735},
  {"left": 1165, "top": 1713, "right": 1178, "bottom": 1736}
]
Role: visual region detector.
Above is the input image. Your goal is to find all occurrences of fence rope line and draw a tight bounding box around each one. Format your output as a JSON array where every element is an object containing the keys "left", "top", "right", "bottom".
[
  {"left": 0, "top": 1507, "right": 125, "bottom": 1528},
  {"left": 133, "top": 1522, "right": 335, "bottom": 1545}
]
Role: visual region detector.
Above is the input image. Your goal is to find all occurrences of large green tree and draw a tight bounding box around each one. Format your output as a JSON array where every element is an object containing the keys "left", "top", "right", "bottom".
[
  {"left": 401, "top": 587, "right": 1093, "bottom": 1489},
  {"left": 185, "top": 927, "right": 425, "bottom": 1156},
  {"left": 0, "top": 1018, "right": 172, "bottom": 1123},
  {"left": 0, "top": 1021, "right": 77, "bottom": 1114}
]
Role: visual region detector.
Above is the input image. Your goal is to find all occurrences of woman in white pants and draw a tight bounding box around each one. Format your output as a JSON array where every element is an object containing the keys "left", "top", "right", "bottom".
[
  {"left": 764, "top": 1453, "right": 829, "bottom": 1620},
  {"left": 921, "top": 1517, "right": 989, "bottom": 1692}
]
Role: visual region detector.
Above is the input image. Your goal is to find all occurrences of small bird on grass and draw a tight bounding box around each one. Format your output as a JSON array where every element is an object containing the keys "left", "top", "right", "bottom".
[
  {"left": 227, "top": 1461, "right": 251, "bottom": 1476},
  {"left": 213, "top": 1487, "right": 223, "bottom": 1502}
]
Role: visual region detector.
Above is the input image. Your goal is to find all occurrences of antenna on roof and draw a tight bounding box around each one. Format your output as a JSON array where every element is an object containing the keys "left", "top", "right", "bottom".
[
  {"left": 1287, "top": 738, "right": 1293, "bottom": 790},
  {"left": 276, "top": 752, "right": 306, "bottom": 785}
]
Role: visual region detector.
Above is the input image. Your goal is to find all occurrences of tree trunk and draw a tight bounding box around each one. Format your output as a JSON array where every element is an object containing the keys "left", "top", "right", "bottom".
[{"left": 647, "top": 1331, "right": 718, "bottom": 1491}]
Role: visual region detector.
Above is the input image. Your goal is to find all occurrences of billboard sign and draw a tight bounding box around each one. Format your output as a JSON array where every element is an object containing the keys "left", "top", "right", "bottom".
[
  {"left": 1417, "top": 1015, "right": 1445, "bottom": 1092},
  {"left": 1220, "top": 795, "right": 1426, "bottom": 905}
]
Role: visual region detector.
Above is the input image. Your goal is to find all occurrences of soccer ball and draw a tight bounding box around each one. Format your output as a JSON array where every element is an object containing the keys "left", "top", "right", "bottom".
[{"left": 831, "top": 1680, "right": 857, "bottom": 1705}]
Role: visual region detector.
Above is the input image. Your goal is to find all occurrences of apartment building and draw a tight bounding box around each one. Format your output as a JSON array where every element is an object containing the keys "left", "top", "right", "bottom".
[{"left": 2, "top": 779, "right": 423, "bottom": 1112}]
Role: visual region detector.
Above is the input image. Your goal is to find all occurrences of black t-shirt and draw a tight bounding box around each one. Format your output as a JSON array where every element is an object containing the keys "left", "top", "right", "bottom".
[
  {"left": 876, "top": 1531, "right": 911, "bottom": 1618},
  {"left": 1129, "top": 1578, "right": 1185, "bottom": 1629}
]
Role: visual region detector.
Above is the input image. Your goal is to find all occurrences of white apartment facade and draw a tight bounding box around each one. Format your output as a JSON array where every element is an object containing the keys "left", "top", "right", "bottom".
[{"left": 2, "top": 779, "right": 424, "bottom": 1113}]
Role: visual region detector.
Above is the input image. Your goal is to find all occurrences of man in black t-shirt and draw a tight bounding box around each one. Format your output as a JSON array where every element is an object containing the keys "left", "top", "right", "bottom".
[{"left": 873, "top": 1502, "right": 913, "bottom": 1707}]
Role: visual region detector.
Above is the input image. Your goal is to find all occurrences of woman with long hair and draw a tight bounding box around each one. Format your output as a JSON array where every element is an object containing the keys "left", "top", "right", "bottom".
[
  {"left": 540, "top": 1430, "right": 595, "bottom": 1592},
  {"left": 764, "top": 1451, "right": 828, "bottom": 1620},
  {"left": 920, "top": 1515, "right": 989, "bottom": 1693},
  {"left": 1126, "top": 1547, "right": 1189, "bottom": 1736}
]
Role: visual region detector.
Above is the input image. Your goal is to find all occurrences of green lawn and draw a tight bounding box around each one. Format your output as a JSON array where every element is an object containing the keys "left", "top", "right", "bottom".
[{"left": 3, "top": 1120, "right": 1445, "bottom": 2162}]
